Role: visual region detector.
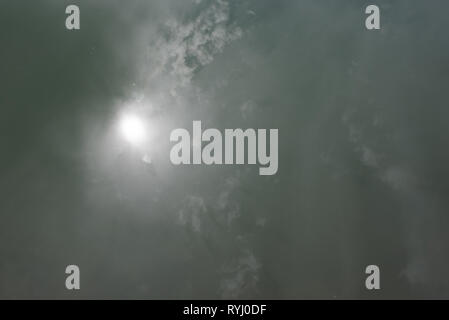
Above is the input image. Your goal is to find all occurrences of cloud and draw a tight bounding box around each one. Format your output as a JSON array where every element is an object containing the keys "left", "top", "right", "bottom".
[
  {"left": 149, "top": 0, "right": 242, "bottom": 87},
  {"left": 380, "top": 166, "right": 415, "bottom": 192},
  {"left": 219, "top": 249, "right": 261, "bottom": 299},
  {"left": 341, "top": 104, "right": 449, "bottom": 295},
  {"left": 215, "top": 175, "right": 241, "bottom": 227},
  {"left": 178, "top": 174, "right": 241, "bottom": 232},
  {"left": 240, "top": 100, "right": 257, "bottom": 120},
  {"left": 178, "top": 195, "right": 207, "bottom": 233}
]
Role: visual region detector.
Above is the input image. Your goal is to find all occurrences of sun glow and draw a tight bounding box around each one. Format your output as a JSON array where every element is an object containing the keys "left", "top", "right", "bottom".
[{"left": 119, "top": 113, "right": 147, "bottom": 146}]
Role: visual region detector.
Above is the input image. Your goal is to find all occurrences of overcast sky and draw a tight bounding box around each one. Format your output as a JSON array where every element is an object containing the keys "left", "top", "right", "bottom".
[{"left": 1, "top": 0, "right": 449, "bottom": 299}]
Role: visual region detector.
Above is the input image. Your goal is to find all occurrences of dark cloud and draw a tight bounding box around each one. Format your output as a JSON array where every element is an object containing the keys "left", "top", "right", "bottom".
[{"left": 1, "top": 0, "right": 449, "bottom": 299}]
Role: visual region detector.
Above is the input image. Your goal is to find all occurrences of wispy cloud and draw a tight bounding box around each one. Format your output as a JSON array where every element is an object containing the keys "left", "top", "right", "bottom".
[
  {"left": 219, "top": 249, "right": 261, "bottom": 299},
  {"left": 150, "top": 0, "right": 242, "bottom": 87},
  {"left": 178, "top": 195, "right": 207, "bottom": 233}
]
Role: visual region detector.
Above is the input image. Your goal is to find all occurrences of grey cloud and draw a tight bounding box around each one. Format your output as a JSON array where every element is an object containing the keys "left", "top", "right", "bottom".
[
  {"left": 219, "top": 250, "right": 261, "bottom": 299},
  {"left": 149, "top": 0, "right": 242, "bottom": 87},
  {"left": 178, "top": 195, "right": 207, "bottom": 233}
]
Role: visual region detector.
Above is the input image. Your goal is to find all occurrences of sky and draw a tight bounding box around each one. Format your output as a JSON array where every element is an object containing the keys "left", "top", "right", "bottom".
[{"left": 1, "top": 0, "right": 449, "bottom": 299}]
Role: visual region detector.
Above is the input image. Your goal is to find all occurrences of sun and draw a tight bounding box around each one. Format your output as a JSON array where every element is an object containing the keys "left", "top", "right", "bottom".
[{"left": 119, "top": 113, "right": 147, "bottom": 146}]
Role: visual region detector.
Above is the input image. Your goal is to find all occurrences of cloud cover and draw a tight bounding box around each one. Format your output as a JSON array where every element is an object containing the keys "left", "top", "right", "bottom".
[{"left": 1, "top": 0, "right": 449, "bottom": 299}]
